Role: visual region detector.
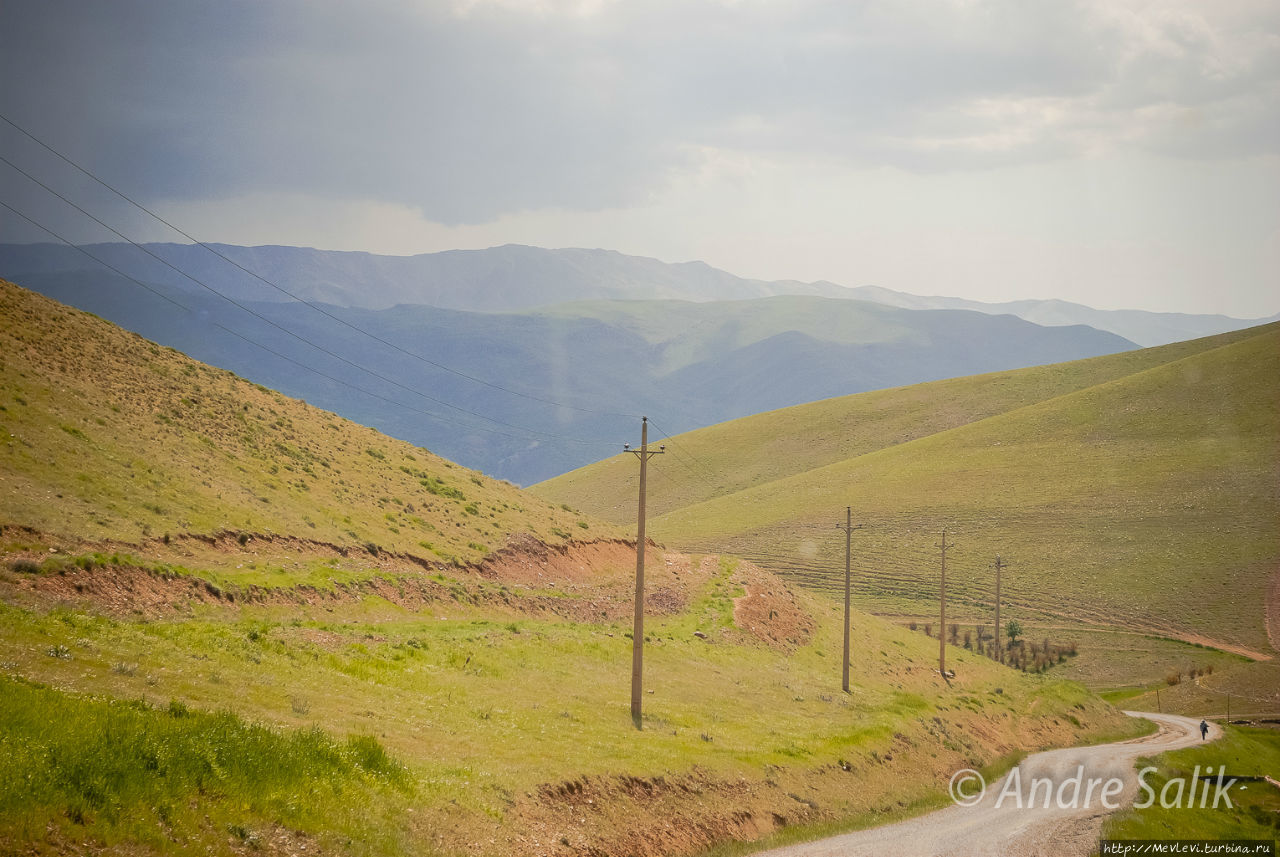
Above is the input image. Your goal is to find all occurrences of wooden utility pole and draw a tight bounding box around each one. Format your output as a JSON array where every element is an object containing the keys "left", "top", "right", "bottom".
[
  {"left": 836, "top": 507, "right": 862, "bottom": 693},
  {"left": 625, "top": 417, "right": 663, "bottom": 726},
  {"left": 938, "top": 530, "right": 954, "bottom": 677},
  {"left": 993, "top": 555, "right": 1007, "bottom": 663}
]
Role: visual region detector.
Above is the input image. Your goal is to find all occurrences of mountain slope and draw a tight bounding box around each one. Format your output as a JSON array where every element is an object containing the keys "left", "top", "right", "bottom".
[
  {"left": 533, "top": 324, "right": 1270, "bottom": 522},
  {"left": 0, "top": 278, "right": 1145, "bottom": 856},
  {"left": 535, "top": 322, "right": 1280, "bottom": 658},
  {"left": 0, "top": 278, "right": 612, "bottom": 564},
  {"left": 3, "top": 266, "right": 1136, "bottom": 483}
]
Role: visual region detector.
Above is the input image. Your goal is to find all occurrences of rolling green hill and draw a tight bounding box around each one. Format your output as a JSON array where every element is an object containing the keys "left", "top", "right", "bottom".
[
  {"left": 0, "top": 279, "right": 1145, "bottom": 855},
  {"left": 12, "top": 265, "right": 1133, "bottom": 484},
  {"left": 535, "top": 323, "right": 1280, "bottom": 662},
  {"left": 0, "top": 277, "right": 614, "bottom": 571}
]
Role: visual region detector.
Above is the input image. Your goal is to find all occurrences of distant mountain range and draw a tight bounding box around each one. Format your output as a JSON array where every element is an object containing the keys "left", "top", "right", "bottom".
[
  {"left": 4, "top": 242, "right": 1273, "bottom": 346},
  {"left": 0, "top": 240, "right": 1147, "bottom": 483}
]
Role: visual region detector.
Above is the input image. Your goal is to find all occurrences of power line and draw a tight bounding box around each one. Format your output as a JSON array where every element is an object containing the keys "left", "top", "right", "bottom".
[
  {"left": 645, "top": 418, "right": 721, "bottom": 493},
  {"left": 0, "top": 155, "right": 615, "bottom": 448},
  {"left": 0, "top": 111, "right": 641, "bottom": 420},
  {"left": 0, "top": 198, "right": 564, "bottom": 444}
]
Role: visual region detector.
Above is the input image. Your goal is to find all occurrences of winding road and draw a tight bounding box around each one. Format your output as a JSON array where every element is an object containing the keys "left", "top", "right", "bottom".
[{"left": 758, "top": 712, "right": 1218, "bottom": 857}]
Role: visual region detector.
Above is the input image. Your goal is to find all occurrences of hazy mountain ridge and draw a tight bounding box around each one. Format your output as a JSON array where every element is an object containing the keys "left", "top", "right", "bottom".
[
  {"left": 3, "top": 241, "right": 1268, "bottom": 346},
  {"left": 846, "top": 284, "right": 1280, "bottom": 348},
  {"left": 4, "top": 267, "right": 1133, "bottom": 483}
]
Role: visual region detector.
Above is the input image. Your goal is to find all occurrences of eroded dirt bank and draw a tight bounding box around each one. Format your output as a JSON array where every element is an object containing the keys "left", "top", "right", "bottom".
[{"left": 0, "top": 525, "right": 1133, "bottom": 857}]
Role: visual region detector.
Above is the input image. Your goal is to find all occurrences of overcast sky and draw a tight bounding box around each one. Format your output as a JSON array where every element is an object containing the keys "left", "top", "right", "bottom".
[{"left": 1, "top": 0, "right": 1277, "bottom": 316}]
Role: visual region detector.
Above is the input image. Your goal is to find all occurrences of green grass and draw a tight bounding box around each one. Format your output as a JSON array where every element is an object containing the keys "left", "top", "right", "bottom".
[
  {"left": 0, "top": 279, "right": 622, "bottom": 562},
  {"left": 536, "top": 323, "right": 1280, "bottom": 664},
  {"left": 533, "top": 322, "right": 1271, "bottom": 523},
  {"left": 0, "top": 278, "right": 1162, "bottom": 855},
  {"left": 0, "top": 675, "right": 412, "bottom": 855},
  {"left": 1101, "top": 725, "right": 1280, "bottom": 844},
  {"left": 0, "top": 578, "right": 1147, "bottom": 854}
]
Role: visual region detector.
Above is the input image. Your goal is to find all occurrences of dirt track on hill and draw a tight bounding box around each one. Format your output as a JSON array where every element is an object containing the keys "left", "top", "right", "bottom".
[{"left": 756, "top": 712, "right": 1218, "bottom": 857}]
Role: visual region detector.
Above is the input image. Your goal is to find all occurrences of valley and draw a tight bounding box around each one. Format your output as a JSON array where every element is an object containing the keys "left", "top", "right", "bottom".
[
  {"left": 0, "top": 279, "right": 1158, "bottom": 855},
  {"left": 1, "top": 275, "right": 1274, "bottom": 855}
]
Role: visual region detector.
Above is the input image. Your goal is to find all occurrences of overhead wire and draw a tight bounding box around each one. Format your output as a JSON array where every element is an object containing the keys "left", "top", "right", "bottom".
[
  {"left": 0, "top": 111, "right": 642, "bottom": 420},
  {"left": 0, "top": 153, "right": 617, "bottom": 448},
  {"left": 644, "top": 418, "right": 722, "bottom": 494},
  {"left": 0, "top": 199, "right": 568, "bottom": 444}
]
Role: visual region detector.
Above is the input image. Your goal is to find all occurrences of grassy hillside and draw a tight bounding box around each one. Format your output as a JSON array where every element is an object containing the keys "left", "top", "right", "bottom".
[
  {"left": 536, "top": 323, "right": 1280, "bottom": 663},
  {"left": 534, "top": 323, "right": 1269, "bottom": 522},
  {"left": 16, "top": 268, "right": 1132, "bottom": 484},
  {"left": 0, "top": 280, "right": 1146, "bottom": 855},
  {"left": 0, "top": 278, "right": 615, "bottom": 571}
]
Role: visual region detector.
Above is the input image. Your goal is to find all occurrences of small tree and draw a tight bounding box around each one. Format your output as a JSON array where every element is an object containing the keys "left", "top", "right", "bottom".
[
  {"left": 1005, "top": 619, "right": 1023, "bottom": 647},
  {"left": 963, "top": 630, "right": 972, "bottom": 650},
  {"left": 949, "top": 624, "right": 959, "bottom": 644},
  {"left": 924, "top": 623, "right": 932, "bottom": 637}
]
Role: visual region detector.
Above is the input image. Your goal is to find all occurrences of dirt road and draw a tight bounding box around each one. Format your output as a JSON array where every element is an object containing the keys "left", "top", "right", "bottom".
[{"left": 757, "top": 712, "right": 1218, "bottom": 857}]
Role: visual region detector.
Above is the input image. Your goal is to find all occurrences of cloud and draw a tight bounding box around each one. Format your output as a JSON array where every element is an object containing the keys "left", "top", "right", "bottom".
[{"left": 2, "top": 0, "right": 1275, "bottom": 228}]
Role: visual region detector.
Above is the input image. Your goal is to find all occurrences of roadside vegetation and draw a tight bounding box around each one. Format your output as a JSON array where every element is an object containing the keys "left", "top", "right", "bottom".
[
  {"left": 0, "top": 675, "right": 412, "bottom": 855},
  {"left": 1100, "top": 725, "right": 1280, "bottom": 845},
  {"left": 0, "top": 279, "right": 1241, "bottom": 854}
]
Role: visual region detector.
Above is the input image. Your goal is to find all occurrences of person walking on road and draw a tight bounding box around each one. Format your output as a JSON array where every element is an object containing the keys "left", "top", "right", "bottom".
[{"left": 1200, "top": 719, "right": 1209, "bottom": 740}]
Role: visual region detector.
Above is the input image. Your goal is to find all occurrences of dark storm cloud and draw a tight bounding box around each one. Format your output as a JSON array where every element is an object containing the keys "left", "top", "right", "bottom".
[{"left": 1, "top": 0, "right": 1276, "bottom": 226}]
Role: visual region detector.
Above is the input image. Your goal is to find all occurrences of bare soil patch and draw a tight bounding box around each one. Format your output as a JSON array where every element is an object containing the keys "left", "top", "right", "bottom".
[{"left": 733, "top": 561, "right": 815, "bottom": 651}]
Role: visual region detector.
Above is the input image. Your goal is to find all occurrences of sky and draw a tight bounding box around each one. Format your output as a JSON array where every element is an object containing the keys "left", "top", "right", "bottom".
[{"left": 0, "top": 0, "right": 1277, "bottom": 317}]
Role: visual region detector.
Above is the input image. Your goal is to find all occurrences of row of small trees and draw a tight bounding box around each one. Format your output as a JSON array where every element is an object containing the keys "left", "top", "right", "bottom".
[{"left": 907, "top": 619, "right": 1079, "bottom": 673}]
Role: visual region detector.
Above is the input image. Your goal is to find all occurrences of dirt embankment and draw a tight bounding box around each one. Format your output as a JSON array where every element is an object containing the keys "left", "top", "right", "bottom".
[
  {"left": 1, "top": 527, "right": 652, "bottom": 620},
  {"left": 733, "top": 561, "right": 815, "bottom": 651},
  {"left": 1, "top": 528, "right": 812, "bottom": 653},
  {"left": 498, "top": 702, "right": 1130, "bottom": 857}
]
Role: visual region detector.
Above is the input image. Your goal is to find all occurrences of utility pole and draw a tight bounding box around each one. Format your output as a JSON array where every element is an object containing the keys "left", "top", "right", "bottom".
[
  {"left": 938, "top": 530, "right": 954, "bottom": 678},
  {"left": 836, "top": 507, "right": 862, "bottom": 693},
  {"left": 993, "top": 555, "right": 1007, "bottom": 663},
  {"left": 624, "top": 417, "right": 663, "bottom": 727}
]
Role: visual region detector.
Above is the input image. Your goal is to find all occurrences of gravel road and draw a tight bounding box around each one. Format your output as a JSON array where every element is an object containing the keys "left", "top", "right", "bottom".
[{"left": 757, "top": 712, "right": 1218, "bottom": 857}]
